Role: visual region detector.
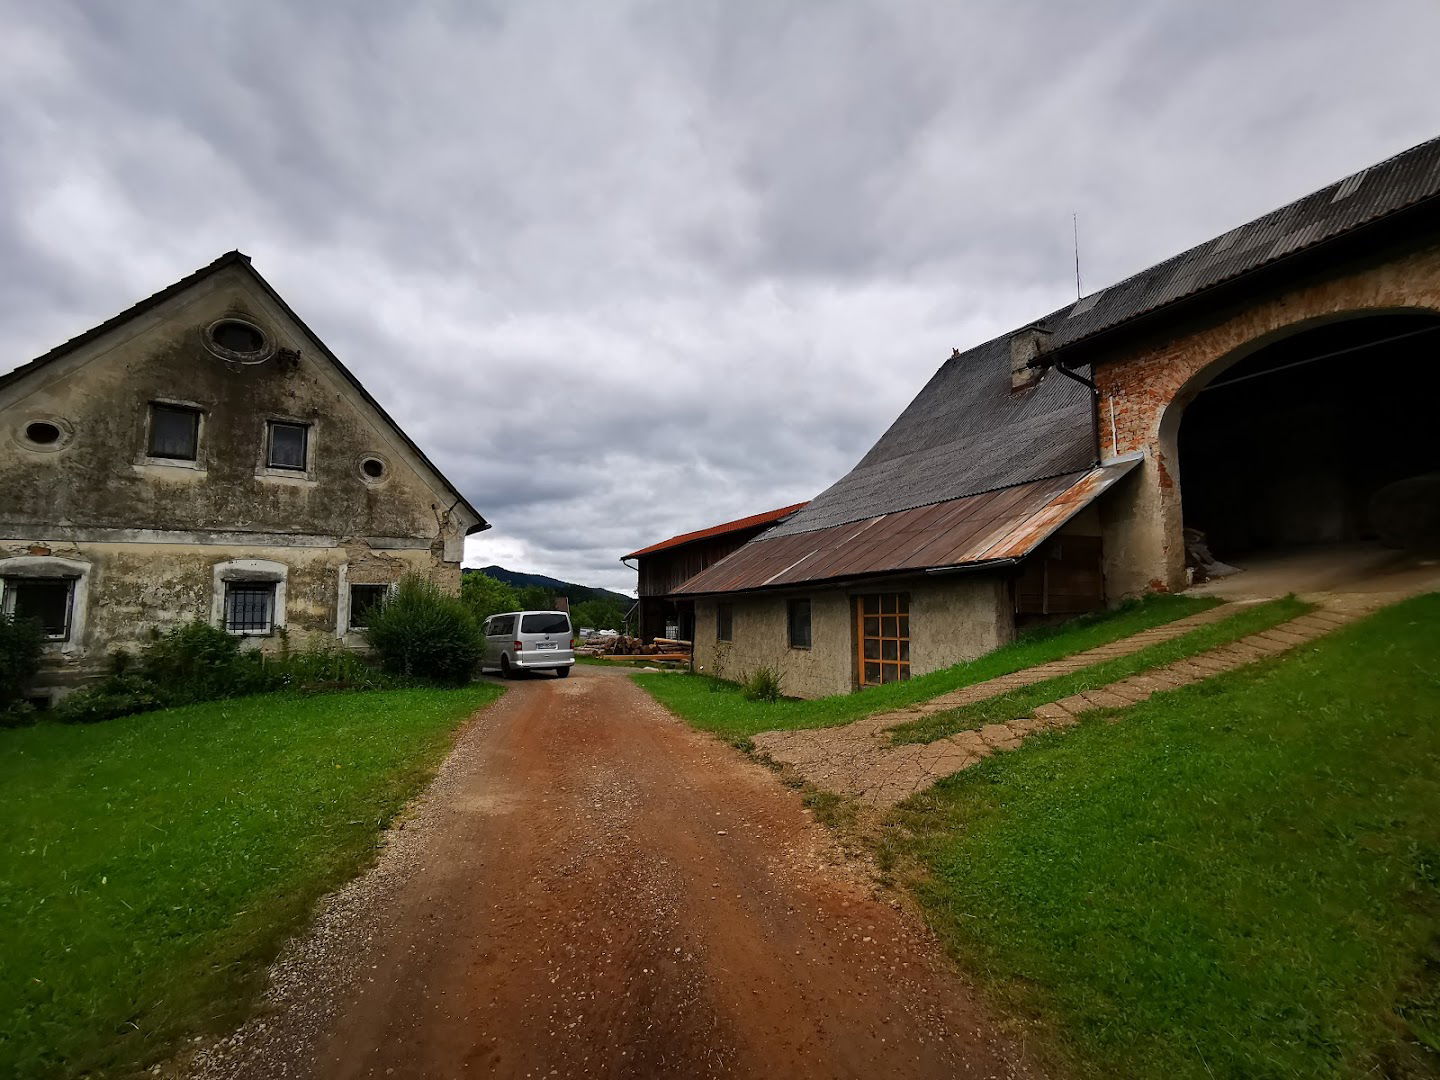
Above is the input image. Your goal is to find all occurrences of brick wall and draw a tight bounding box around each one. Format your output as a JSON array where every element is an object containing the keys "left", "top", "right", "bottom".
[{"left": 1092, "top": 239, "right": 1440, "bottom": 596}]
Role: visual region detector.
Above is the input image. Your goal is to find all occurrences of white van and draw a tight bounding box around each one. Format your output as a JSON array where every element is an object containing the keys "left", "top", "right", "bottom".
[{"left": 480, "top": 610, "right": 575, "bottom": 678}]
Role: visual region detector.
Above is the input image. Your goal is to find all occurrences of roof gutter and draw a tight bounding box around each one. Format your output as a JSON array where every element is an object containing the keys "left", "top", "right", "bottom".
[{"left": 923, "top": 556, "right": 1021, "bottom": 577}]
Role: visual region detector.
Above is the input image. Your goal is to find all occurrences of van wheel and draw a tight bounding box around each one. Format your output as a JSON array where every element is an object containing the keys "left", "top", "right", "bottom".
[
  {"left": 500, "top": 655, "right": 514, "bottom": 680},
  {"left": 556, "top": 666, "right": 571, "bottom": 678}
]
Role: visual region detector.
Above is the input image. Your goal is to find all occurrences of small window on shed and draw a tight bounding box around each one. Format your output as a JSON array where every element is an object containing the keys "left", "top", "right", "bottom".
[
  {"left": 148, "top": 403, "right": 201, "bottom": 460},
  {"left": 348, "top": 584, "right": 389, "bottom": 630},
  {"left": 2, "top": 576, "right": 76, "bottom": 640},
  {"left": 716, "top": 603, "right": 734, "bottom": 642},
  {"left": 787, "top": 598, "right": 811, "bottom": 649},
  {"left": 267, "top": 421, "right": 309, "bottom": 471}
]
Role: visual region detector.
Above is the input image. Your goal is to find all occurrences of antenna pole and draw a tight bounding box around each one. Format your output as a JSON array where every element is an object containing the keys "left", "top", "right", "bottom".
[{"left": 1073, "top": 211, "right": 1082, "bottom": 299}]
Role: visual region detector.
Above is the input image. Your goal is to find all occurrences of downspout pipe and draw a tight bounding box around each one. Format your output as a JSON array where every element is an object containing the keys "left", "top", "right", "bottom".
[{"left": 1052, "top": 355, "right": 1103, "bottom": 466}]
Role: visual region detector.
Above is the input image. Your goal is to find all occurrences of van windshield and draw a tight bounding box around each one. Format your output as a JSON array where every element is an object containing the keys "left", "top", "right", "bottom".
[{"left": 521, "top": 613, "right": 570, "bottom": 634}]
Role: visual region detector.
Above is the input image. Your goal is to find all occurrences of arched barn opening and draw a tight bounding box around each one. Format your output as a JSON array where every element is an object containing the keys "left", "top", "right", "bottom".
[{"left": 1176, "top": 312, "right": 1440, "bottom": 584}]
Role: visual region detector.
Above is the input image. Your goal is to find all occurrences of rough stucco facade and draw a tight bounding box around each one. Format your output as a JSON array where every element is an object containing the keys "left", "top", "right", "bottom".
[
  {"left": 0, "top": 254, "right": 485, "bottom": 700},
  {"left": 1094, "top": 237, "right": 1440, "bottom": 597},
  {"left": 692, "top": 575, "right": 1011, "bottom": 699}
]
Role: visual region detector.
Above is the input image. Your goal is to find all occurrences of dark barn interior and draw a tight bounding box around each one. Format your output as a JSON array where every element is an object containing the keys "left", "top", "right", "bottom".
[{"left": 1178, "top": 312, "right": 1440, "bottom": 562}]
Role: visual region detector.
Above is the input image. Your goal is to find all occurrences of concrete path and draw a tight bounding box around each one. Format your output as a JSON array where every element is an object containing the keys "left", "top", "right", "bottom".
[
  {"left": 189, "top": 666, "right": 1037, "bottom": 1080},
  {"left": 753, "top": 590, "right": 1409, "bottom": 809}
]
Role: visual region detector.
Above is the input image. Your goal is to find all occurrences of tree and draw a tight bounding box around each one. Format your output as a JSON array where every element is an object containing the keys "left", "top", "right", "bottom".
[
  {"left": 460, "top": 572, "right": 520, "bottom": 623},
  {"left": 572, "top": 598, "right": 626, "bottom": 631},
  {"left": 516, "top": 584, "right": 552, "bottom": 611}
]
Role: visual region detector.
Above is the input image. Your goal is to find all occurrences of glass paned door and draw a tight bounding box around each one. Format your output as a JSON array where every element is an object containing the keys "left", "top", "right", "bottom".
[{"left": 855, "top": 592, "right": 910, "bottom": 686}]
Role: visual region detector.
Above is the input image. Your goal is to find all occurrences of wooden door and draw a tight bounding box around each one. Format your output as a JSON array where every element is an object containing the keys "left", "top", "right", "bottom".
[{"left": 855, "top": 592, "right": 910, "bottom": 687}]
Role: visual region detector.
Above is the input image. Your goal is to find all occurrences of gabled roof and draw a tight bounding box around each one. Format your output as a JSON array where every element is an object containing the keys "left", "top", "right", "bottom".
[
  {"left": 0, "top": 251, "right": 489, "bottom": 533},
  {"left": 673, "top": 458, "right": 1139, "bottom": 596},
  {"left": 623, "top": 502, "right": 808, "bottom": 560},
  {"left": 760, "top": 131, "right": 1440, "bottom": 548}
]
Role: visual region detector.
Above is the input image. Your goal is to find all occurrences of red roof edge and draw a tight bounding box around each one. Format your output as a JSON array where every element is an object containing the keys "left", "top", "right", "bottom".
[{"left": 622, "top": 502, "right": 809, "bottom": 560}]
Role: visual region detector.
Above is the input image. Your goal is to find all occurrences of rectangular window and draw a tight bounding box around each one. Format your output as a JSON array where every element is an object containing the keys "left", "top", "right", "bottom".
[
  {"left": 787, "top": 598, "right": 812, "bottom": 649},
  {"left": 224, "top": 582, "right": 276, "bottom": 634},
  {"left": 2, "top": 577, "right": 75, "bottom": 640},
  {"left": 267, "top": 421, "right": 309, "bottom": 470},
  {"left": 148, "top": 403, "right": 201, "bottom": 460},
  {"left": 348, "top": 584, "right": 389, "bottom": 630},
  {"left": 521, "top": 612, "right": 571, "bottom": 634},
  {"left": 856, "top": 592, "right": 910, "bottom": 686},
  {"left": 489, "top": 614, "right": 514, "bottom": 636},
  {"left": 716, "top": 602, "right": 734, "bottom": 642}
]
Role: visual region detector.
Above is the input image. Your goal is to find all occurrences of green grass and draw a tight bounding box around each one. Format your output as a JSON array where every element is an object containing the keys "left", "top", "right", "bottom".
[
  {"left": 886, "top": 592, "right": 1440, "bottom": 1079},
  {"left": 889, "top": 595, "right": 1310, "bottom": 745},
  {"left": 635, "top": 593, "right": 1219, "bottom": 745},
  {"left": 0, "top": 685, "right": 501, "bottom": 1079}
]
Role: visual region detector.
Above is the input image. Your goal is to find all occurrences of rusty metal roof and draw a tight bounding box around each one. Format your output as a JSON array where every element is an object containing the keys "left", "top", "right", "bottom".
[
  {"left": 622, "top": 501, "right": 809, "bottom": 560},
  {"left": 672, "top": 457, "right": 1139, "bottom": 595}
]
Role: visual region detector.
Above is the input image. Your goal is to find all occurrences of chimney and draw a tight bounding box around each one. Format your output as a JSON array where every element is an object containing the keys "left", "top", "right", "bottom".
[{"left": 1009, "top": 326, "right": 1052, "bottom": 391}]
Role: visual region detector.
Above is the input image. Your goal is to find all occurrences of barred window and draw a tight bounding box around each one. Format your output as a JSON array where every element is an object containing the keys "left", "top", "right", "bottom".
[
  {"left": 2, "top": 577, "right": 75, "bottom": 640},
  {"left": 225, "top": 582, "right": 276, "bottom": 634}
]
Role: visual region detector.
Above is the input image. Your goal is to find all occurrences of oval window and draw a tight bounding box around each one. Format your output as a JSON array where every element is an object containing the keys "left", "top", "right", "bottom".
[
  {"left": 210, "top": 319, "right": 267, "bottom": 354},
  {"left": 361, "top": 457, "right": 386, "bottom": 479},
  {"left": 25, "top": 421, "right": 61, "bottom": 445}
]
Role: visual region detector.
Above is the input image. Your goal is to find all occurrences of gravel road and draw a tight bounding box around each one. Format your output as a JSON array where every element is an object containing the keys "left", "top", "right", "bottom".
[{"left": 189, "top": 665, "right": 1038, "bottom": 1080}]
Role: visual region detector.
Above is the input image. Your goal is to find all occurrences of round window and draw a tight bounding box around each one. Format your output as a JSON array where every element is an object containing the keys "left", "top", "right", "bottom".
[
  {"left": 203, "top": 318, "right": 273, "bottom": 363},
  {"left": 25, "top": 421, "right": 61, "bottom": 445},
  {"left": 361, "top": 457, "right": 386, "bottom": 480}
]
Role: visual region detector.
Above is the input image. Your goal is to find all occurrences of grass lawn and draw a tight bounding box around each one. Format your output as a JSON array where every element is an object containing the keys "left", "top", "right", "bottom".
[
  {"left": 0, "top": 684, "right": 501, "bottom": 1079},
  {"left": 888, "top": 595, "right": 1310, "bottom": 744},
  {"left": 886, "top": 592, "right": 1440, "bottom": 1079},
  {"left": 635, "top": 593, "right": 1219, "bottom": 745}
]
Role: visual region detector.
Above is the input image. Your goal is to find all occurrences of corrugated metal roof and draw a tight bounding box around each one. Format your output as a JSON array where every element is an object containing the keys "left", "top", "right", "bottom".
[
  {"left": 1044, "top": 133, "right": 1440, "bottom": 350},
  {"left": 755, "top": 132, "right": 1440, "bottom": 549},
  {"left": 672, "top": 458, "right": 1139, "bottom": 595},
  {"left": 622, "top": 501, "right": 809, "bottom": 560}
]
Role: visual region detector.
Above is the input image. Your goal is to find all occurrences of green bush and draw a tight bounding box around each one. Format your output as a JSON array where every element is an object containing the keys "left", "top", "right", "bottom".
[
  {"left": 364, "top": 574, "right": 481, "bottom": 686},
  {"left": 53, "top": 674, "right": 166, "bottom": 724},
  {"left": 0, "top": 612, "right": 45, "bottom": 711},
  {"left": 266, "top": 642, "right": 395, "bottom": 693},
  {"left": 741, "top": 665, "right": 783, "bottom": 702},
  {"left": 139, "top": 621, "right": 269, "bottom": 704}
]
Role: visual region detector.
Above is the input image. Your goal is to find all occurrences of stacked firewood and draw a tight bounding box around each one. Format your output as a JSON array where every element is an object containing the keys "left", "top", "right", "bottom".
[{"left": 575, "top": 635, "right": 692, "bottom": 661}]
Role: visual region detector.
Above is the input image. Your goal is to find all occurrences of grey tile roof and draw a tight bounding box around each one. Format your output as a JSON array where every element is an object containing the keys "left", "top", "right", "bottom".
[{"left": 765, "top": 132, "right": 1440, "bottom": 543}]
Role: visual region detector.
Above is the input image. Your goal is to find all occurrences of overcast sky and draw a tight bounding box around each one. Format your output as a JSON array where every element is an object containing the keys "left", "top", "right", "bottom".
[{"left": 3, "top": 1, "right": 1438, "bottom": 593}]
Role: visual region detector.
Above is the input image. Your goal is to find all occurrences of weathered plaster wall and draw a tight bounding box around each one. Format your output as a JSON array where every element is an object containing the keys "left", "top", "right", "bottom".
[
  {"left": 1, "top": 536, "right": 456, "bottom": 695},
  {"left": 0, "top": 264, "right": 472, "bottom": 552},
  {"left": 692, "top": 574, "right": 1010, "bottom": 699},
  {"left": 1092, "top": 238, "right": 1440, "bottom": 597}
]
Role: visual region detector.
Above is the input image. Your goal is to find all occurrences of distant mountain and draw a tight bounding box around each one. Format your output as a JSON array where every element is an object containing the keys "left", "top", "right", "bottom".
[{"left": 466, "top": 565, "right": 633, "bottom": 608}]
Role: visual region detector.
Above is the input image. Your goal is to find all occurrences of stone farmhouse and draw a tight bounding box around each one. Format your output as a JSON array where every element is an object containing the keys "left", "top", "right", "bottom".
[
  {"left": 0, "top": 251, "right": 487, "bottom": 703},
  {"left": 649, "top": 134, "right": 1440, "bottom": 698}
]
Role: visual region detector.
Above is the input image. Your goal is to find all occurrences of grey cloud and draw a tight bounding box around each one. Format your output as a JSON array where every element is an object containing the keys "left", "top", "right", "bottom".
[{"left": 2, "top": 0, "right": 1439, "bottom": 594}]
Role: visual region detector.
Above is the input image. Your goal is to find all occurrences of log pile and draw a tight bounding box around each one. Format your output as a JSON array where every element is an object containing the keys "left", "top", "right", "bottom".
[{"left": 575, "top": 635, "right": 692, "bottom": 664}]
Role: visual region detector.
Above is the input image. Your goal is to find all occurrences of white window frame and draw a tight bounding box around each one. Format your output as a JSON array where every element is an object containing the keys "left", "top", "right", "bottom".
[
  {"left": 0, "top": 556, "right": 91, "bottom": 656},
  {"left": 256, "top": 416, "right": 318, "bottom": 483},
  {"left": 212, "top": 559, "right": 287, "bottom": 637},
  {"left": 334, "top": 564, "right": 397, "bottom": 640}
]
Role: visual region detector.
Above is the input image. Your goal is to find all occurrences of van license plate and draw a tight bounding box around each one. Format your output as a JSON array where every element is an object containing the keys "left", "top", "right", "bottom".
[{"left": 536, "top": 642, "right": 558, "bottom": 649}]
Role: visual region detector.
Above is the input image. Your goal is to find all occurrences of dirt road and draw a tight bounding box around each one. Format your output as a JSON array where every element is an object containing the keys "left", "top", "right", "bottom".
[{"left": 194, "top": 666, "right": 1036, "bottom": 1080}]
